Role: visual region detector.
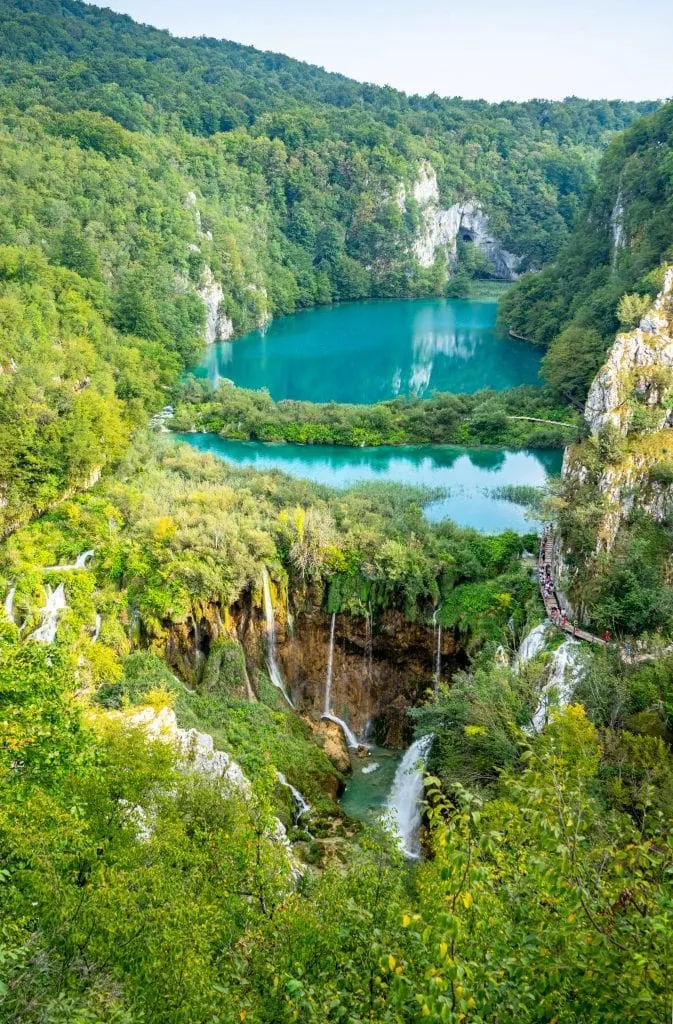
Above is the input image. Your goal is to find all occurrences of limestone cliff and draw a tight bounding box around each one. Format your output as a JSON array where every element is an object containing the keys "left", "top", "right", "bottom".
[
  {"left": 563, "top": 267, "right": 673, "bottom": 551},
  {"left": 584, "top": 267, "right": 673, "bottom": 436},
  {"left": 403, "top": 162, "right": 520, "bottom": 281}
]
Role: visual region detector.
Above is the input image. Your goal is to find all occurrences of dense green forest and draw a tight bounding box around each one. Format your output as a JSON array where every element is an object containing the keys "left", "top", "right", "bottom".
[
  {"left": 501, "top": 101, "right": 673, "bottom": 401},
  {"left": 2, "top": 1, "right": 673, "bottom": 1020},
  {"left": 173, "top": 379, "right": 580, "bottom": 448}
]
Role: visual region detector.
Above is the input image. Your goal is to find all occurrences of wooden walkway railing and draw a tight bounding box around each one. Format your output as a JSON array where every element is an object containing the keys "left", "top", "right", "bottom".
[{"left": 539, "top": 529, "right": 606, "bottom": 646}]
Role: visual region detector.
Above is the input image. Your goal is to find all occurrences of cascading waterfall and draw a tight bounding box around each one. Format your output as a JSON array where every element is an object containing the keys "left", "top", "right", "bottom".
[
  {"left": 4, "top": 586, "right": 15, "bottom": 624},
  {"left": 91, "top": 613, "right": 102, "bottom": 643},
  {"left": 323, "top": 612, "right": 336, "bottom": 714},
  {"left": 31, "top": 584, "right": 67, "bottom": 643},
  {"left": 44, "top": 549, "right": 94, "bottom": 572},
  {"left": 320, "top": 612, "right": 360, "bottom": 748},
  {"left": 531, "top": 639, "right": 583, "bottom": 732},
  {"left": 386, "top": 733, "right": 434, "bottom": 858},
  {"left": 435, "top": 624, "right": 442, "bottom": 694},
  {"left": 321, "top": 712, "right": 359, "bottom": 750},
  {"left": 276, "top": 770, "right": 311, "bottom": 825},
  {"left": 262, "top": 568, "right": 295, "bottom": 708},
  {"left": 514, "top": 621, "right": 549, "bottom": 671}
]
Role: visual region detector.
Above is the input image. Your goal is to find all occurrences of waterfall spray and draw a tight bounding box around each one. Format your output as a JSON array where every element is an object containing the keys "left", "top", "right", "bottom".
[
  {"left": 3, "top": 586, "right": 15, "bottom": 624},
  {"left": 31, "top": 584, "right": 67, "bottom": 644},
  {"left": 386, "top": 734, "right": 434, "bottom": 858}
]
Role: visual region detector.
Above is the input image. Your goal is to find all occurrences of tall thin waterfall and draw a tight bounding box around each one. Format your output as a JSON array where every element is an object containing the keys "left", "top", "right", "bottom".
[
  {"left": 3, "top": 586, "right": 15, "bottom": 624},
  {"left": 435, "top": 624, "right": 442, "bottom": 694},
  {"left": 321, "top": 712, "right": 359, "bottom": 749},
  {"left": 323, "top": 612, "right": 336, "bottom": 714},
  {"left": 276, "top": 770, "right": 311, "bottom": 825},
  {"left": 531, "top": 639, "right": 582, "bottom": 732},
  {"left": 262, "top": 568, "right": 295, "bottom": 708},
  {"left": 386, "top": 734, "right": 434, "bottom": 858},
  {"left": 31, "top": 584, "right": 67, "bottom": 644},
  {"left": 320, "top": 612, "right": 360, "bottom": 748}
]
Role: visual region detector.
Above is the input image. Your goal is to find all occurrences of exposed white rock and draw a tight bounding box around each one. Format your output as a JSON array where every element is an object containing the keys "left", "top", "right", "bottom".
[
  {"left": 130, "top": 705, "right": 252, "bottom": 794},
  {"left": 584, "top": 268, "right": 673, "bottom": 437},
  {"left": 407, "top": 162, "right": 520, "bottom": 280},
  {"left": 610, "top": 190, "right": 626, "bottom": 255},
  {"left": 198, "top": 265, "right": 234, "bottom": 344}
]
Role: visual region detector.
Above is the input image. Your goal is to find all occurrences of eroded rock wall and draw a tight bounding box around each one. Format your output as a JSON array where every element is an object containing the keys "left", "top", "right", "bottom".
[{"left": 404, "top": 162, "right": 520, "bottom": 280}]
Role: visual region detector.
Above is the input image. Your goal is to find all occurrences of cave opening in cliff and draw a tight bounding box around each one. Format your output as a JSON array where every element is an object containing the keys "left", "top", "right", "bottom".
[{"left": 461, "top": 231, "right": 474, "bottom": 242}]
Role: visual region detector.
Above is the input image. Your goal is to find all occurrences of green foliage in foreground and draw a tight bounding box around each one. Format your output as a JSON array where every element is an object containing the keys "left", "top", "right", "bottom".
[
  {"left": 2, "top": 631, "right": 672, "bottom": 1022},
  {"left": 173, "top": 380, "right": 580, "bottom": 450}
]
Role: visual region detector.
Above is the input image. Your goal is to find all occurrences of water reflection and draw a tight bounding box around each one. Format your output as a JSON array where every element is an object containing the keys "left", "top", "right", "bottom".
[
  {"left": 194, "top": 298, "right": 542, "bottom": 404},
  {"left": 175, "top": 434, "right": 562, "bottom": 534}
]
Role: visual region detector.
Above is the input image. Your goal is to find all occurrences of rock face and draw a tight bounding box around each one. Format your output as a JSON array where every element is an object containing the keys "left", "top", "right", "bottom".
[
  {"left": 584, "top": 267, "right": 673, "bottom": 436},
  {"left": 162, "top": 594, "right": 465, "bottom": 750},
  {"left": 405, "top": 162, "right": 520, "bottom": 281},
  {"left": 183, "top": 192, "right": 234, "bottom": 344},
  {"left": 277, "top": 607, "right": 464, "bottom": 748},
  {"left": 198, "top": 265, "right": 234, "bottom": 344},
  {"left": 562, "top": 266, "right": 673, "bottom": 552}
]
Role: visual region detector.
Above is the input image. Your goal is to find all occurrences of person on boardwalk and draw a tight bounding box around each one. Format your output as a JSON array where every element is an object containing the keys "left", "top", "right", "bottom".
[{"left": 603, "top": 630, "right": 610, "bottom": 643}]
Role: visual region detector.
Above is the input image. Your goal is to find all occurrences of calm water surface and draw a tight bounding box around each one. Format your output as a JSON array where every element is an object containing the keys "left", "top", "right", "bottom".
[
  {"left": 339, "top": 747, "right": 404, "bottom": 824},
  {"left": 193, "top": 298, "right": 542, "bottom": 403},
  {"left": 176, "top": 434, "right": 562, "bottom": 533}
]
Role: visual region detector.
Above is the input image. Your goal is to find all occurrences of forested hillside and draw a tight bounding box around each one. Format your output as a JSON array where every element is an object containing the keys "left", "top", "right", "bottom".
[
  {"left": 501, "top": 100, "right": 673, "bottom": 401},
  {"left": 0, "top": 0, "right": 658, "bottom": 529}
]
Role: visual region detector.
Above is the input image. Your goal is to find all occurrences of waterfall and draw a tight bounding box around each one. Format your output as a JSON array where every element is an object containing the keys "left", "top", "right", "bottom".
[
  {"left": 262, "top": 568, "right": 295, "bottom": 708},
  {"left": 531, "top": 639, "right": 583, "bottom": 732},
  {"left": 514, "top": 621, "right": 549, "bottom": 671},
  {"left": 435, "top": 624, "right": 442, "bottom": 694},
  {"left": 3, "top": 586, "right": 15, "bottom": 624},
  {"left": 276, "top": 770, "right": 311, "bottom": 824},
  {"left": 321, "top": 712, "right": 359, "bottom": 750},
  {"left": 386, "top": 734, "right": 434, "bottom": 859},
  {"left": 323, "top": 612, "right": 336, "bottom": 714},
  {"left": 31, "top": 584, "right": 67, "bottom": 643},
  {"left": 44, "top": 549, "right": 94, "bottom": 572},
  {"left": 91, "top": 613, "right": 102, "bottom": 643}
]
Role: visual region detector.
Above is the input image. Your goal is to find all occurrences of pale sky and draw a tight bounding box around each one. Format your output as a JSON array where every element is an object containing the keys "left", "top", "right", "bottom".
[{"left": 94, "top": 0, "right": 672, "bottom": 103}]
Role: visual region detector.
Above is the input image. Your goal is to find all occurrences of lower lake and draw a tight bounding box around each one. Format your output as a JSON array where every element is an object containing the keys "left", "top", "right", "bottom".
[{"left": 175, "top": 434, "right": 562, "bottom": 534}]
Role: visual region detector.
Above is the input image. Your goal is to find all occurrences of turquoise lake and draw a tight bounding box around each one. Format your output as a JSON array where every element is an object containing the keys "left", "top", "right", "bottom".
[
  {"left": 176, "top": 434, "right": 562, "bottom": 533},
  {"left": 193, "top": 297, "right": 542, "bottom": 403}
]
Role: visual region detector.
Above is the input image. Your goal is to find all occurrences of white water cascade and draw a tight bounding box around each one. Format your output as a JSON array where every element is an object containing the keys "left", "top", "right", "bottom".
[
  {"left": 321, "top": 712, "right": 359, "bottom": 750},
  {"left": 514, "top": 621, "right": 549, "bottom": 671},
  {"left": 91, "top": 613, "right": 102, "bottom": 643},
  {"left": 435, "top": 624, "right": 442, "bottom": 694},
  {"left": 31, "top": 584, "right": 67, "bottom": 643},
  {"left": 44, "top": 549, "right": 94, "bottom": 572},
  {"left": 261, "top": 568, "right": 295, "bottom": 708},
  {"left": 276, "top": 771, "right": 311, "bottom": 824},
  {"left": 531, "top": 639, "right": 583, "bottom": 732},
  {"left": 386, "top": 733, "right": 434, "bottom": 858},
  {"left": 3, "top": 586, "right": 15, "bottom": 624}
]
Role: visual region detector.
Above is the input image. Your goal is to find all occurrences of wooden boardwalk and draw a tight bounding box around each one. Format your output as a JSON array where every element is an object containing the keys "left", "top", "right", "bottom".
[{"left": 539, "top": 530, "right": 606, "bottom": 646}]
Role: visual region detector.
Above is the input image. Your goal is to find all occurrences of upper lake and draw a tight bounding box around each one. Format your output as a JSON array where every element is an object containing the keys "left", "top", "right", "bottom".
[{"left": 193, "top": 297, "right": 542, "bottom": 403}]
